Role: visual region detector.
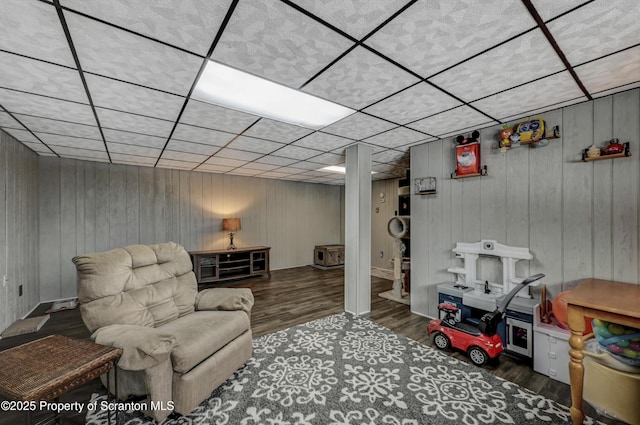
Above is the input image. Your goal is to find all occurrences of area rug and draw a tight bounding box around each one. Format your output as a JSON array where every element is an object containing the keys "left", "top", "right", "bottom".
[
  {"left": 1, "top": 314, "right": 49, "bottom": 337},
  {"left": 86, "top": 313, "right": 602, "bottom": 424}
]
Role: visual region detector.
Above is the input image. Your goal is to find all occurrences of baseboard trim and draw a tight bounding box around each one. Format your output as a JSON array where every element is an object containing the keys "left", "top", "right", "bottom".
[{"left": 371, "top": 266, "right": 393, "bottom": 280}]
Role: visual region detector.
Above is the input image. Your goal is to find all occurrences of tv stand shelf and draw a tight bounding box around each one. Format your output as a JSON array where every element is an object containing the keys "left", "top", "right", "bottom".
[{"left": 190, "top": 246, "right": 270, "bottom": 284}]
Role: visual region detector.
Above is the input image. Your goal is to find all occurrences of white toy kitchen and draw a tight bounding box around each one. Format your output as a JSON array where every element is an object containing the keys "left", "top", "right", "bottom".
[{"left": 437, "top": 240, "right": 538, "bottom": 360}]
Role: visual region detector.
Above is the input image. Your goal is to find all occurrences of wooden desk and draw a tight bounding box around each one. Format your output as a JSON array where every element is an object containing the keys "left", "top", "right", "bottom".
[{"left": 563, "top": 278, "right": 640, "bottom": 425}]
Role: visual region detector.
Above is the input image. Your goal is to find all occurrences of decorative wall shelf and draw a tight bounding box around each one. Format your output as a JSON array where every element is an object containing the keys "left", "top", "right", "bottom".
[{"left": 582, "top": 142, "right": 632, "bottom": 162}]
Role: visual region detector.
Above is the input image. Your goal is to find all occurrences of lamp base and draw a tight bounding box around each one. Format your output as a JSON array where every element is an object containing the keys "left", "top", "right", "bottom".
[{"left": 227, "top": 232, "right": 237, "bottom": 250}]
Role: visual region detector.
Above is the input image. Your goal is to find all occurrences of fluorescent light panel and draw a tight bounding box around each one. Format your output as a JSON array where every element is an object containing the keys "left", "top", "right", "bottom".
[
  {"left": 320, "top": 165, "right": 377, "bottom": 174},
  {"left": 193, "top": 61, "right": 355, "bottom": 130}
]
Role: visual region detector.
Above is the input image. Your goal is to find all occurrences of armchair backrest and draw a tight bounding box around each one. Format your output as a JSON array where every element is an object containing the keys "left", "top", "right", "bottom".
[{"left": 73, "top": 242, "right": 197, "bottom": 333}]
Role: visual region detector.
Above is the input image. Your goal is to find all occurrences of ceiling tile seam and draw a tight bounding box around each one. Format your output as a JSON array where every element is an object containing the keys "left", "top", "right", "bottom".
[
  {"left": 59, "top": 5, "right": 206, "bottom": 59},
  {"left": 358, "top": 0, "right": 420, "bottom": 44},
  {"left": 94, "top": 106, "right": 177, "bottom": 124},
  {"left": 423, "top": 26, "right": 539, "bottom": 81},
  {"left": 592, "top": 82, "right": 640, "bottom": 97},
  {"left": 278, "top": 0, "right": 357, "bottom": 44},
  {"left": 11, "top": 111, "right": 100, "bottom": 128},
  {"left": 54, "top": 0, "right": 112, "bottom": 162},
  {"left": 155, "top": 0, "right": 241, "bottom": 167},
  {"left": 357, "top": 80, "right": 424, "bottom": 111},
  {"left": 297, "top": 44, "right": 358, "bottom": 90},
  {"left": 0, "top": 48, "right": 77, "bottom": 71},
  {"left": 496, "top": 95, "right": 587, "bottom": 121},
  {"left": 520, "top": 0, "right": 592, "bottom": 101},
  {"left": 0, "top": 104, "right": 59, "bottom": 156},
  {"left": 0, "top": 86, "right": 90, "bottom": 107},
  {"left": 572, "top": 42, "right": 640, "bottom": 68},
  {"left": 466, "top": 69, "right": 567, "bottom": 104},
  {"left": 355, "top": 43, "right": 501, "bottom": 123},
  {"left": 543, "top": 0, "right": 595, "bottom": 24},
  {"left": 82, "top": 71, "right": 188, "bottom": 98}
]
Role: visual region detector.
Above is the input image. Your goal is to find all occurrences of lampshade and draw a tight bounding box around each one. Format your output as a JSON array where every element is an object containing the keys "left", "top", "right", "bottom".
[{"left": 222, "top": 218, "right": 241, "bottom": 232}]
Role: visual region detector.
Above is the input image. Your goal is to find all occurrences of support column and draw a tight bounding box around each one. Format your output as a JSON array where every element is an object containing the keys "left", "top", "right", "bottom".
[{"left": 344, "top": 143, "right": 372, "bottom": 316}]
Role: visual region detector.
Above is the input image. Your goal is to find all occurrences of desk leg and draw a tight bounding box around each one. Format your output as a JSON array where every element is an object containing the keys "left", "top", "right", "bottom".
[{"left": 567, "top": 305, "right": 585, "bottom": 425}]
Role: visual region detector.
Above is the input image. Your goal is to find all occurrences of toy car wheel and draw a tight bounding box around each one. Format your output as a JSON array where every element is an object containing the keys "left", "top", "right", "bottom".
[
  {"left": 433, "top": 332, "right": 451, "bottom": 350},
  {"left": 468, "top": 346, "right": 488, "bottom": 366}
]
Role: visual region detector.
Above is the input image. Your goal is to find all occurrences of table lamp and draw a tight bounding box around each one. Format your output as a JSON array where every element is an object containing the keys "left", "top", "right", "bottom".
[{"left": 222, "top": 218, "right": 241, "bottom": 250}]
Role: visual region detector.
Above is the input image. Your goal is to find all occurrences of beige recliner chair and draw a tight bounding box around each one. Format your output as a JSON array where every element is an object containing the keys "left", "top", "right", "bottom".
[{"left": 73, "top": 241, "right": 254, "bottom": 421}]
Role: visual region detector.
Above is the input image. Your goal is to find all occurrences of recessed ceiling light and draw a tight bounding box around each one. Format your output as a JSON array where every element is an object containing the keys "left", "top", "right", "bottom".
[
  {"left": 193, "top": 61, "right": 355, "bottom": 130},
  {"left": 320, "top": 165, "right": 377, "bottom": 174}
]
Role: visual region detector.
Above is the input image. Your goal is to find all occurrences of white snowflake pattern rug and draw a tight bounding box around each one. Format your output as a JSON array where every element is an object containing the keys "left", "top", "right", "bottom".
[{"left": 86, "top": 313, "right": 603, "bottom": 424}]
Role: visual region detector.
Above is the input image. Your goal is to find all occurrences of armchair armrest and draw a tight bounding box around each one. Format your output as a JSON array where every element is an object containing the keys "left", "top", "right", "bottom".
[
  {"left": 91, "top": 324, "right": 175, "bottom": 371},
  {"left": 196, "top": 287, "right": 254, "bottom": 315}
]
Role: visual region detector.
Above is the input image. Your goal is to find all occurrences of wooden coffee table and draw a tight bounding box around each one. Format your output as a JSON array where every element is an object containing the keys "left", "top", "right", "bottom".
[{"left": 0, "top": 334, "right": 122, "bottom": 424}]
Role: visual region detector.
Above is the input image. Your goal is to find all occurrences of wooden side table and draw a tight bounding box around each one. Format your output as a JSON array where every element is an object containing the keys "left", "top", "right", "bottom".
[
  {"left": 0, "top": 334, "right": 122, "bottom": 424},
  {"left": 563, "top": 279, "right": 640, "bottom": 425}
]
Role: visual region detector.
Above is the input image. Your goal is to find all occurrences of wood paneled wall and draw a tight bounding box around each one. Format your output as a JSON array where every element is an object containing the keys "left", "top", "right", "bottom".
[
  {"left": 410, "top": 89, "right": 640, "bottom": 318},
  {"left": 371, "top": 178, "right": 400, "bottom": 269},
  {"left": 0, "top": 131, "right": 39, "bottom": 334},
  {"left": 38, "top": 158, "right": 343, "bottom": 301}
]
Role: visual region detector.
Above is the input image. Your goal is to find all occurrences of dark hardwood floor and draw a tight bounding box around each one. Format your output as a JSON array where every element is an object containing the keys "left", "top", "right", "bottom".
[{"left": 0, "top": 266, "right": 621, "bottom": 424}]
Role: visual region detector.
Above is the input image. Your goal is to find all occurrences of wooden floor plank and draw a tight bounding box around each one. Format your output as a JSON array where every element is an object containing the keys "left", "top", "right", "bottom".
[{"left": 0, "top": 266, "right": 621, "bottom": 424}]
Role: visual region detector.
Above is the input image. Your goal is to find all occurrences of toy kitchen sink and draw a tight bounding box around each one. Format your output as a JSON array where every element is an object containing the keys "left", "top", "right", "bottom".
[{"left": 437, "top": 240, "right": 540, "bottom": 359}]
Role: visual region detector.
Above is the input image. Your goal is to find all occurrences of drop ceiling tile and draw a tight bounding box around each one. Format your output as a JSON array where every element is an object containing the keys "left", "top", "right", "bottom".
[
  {"left": 171, "top": 123, "right": 236, "bottom": 146},
  {"left": 103, "top": 129, "right": 167, "bottom": 148},
  {"left": 272, "top": 145, "right": 321, "bottom": 160},
  {"left": 282, "top": 174, "right": 313, "bottom": 181},
  {"left": 195, "top": 164, "right": 235, "bottom": 173},
  {"left": 227, "top": 136, "right": 285, "bottom": 154},
  {"left": 61, "top": 0, "right": 233, "bottom": 56},
  {"left": 161, "top": 150, "right": 209, "bottom": 163},
  {"left": 241, "top": 162, "right": 280, "bottom": 171},
  {"left": 372, "top": 149, "right": 407, "bottom": 163},
  {"left": 291, "top": 0, "right": 412, "bottom": 39},
  {"left": 36, "top": 134, "right": 104, "bottom": 150},
  {"left": 320, "top": 112, "right": 396, "bottom": 140},
  {"left": 2, "top": 128, "right": 41, "bottom": 144},
  {"left": 366, "top": 1, "right": 535, "bottom": 77},
  {"left": 303, "top": 170, "right": 332, "bottom": 178},
  {"left": 84, "top": 74, "right": 185, "bottom": 120},
  {"left": 0, "top": 89, "right": 95, "bottom": 125},
  {"left": 406, "top": 106, "right": 495, "bottom": 137},
  {"left": 363, "top": 127, "right": 427, "bottom": 148},
  {"left": 165, "top": 139, "right": 219, "bottom": 155},
  {"left": 530, "top": 0, "right": 588, "bottom": 22},
  {"left": 15, "top": 115, "right": 102, "bottom": 140},
  {"left": 179, "top": 99, "right": 259, "bottom": 133},
  {"left": 242, "top": 118, "right": 313, "bottom": 143},
  {"left": 255, "top": 155, "right": 298, "bottom": 166},
  {"left": 212, "top": 0, "right": 352, "bottom": 87},
  {"left": 575, "top": 46, "right": 640, "bottom": 95},
  {"left": 203, "top": 156, "right": 247, "bottom": 167},
  {"left": 157, "top": 159, "right": 199, "bottom": 169},
  {"left": 307, "top": 152, "right": 344, "bottom": 165},
  {"left": 429, "top": 30, "right": 566, "bottom": 102},
  {"left": 215, "top": 148, "right": 263, "bottom": 161},
  {"left": 363, "top": 82, "right": 462, "bottom": 124},
  {"left": 110, "top": 154, "right": 157, "bottom": 166},
  {"left": 107, "top": 142, "right": 161, "bottom": 157},
  {"left": 51, "top": 145, "right": 107, "bottom": 159},
  {"left": 275, "top": 166, "right": 308, "bottom": 175},
  {"left": 226, "top": 167, "right": 264, "bottom": 176},
  {"left": 293, "top": 132, "right": 353, "bottom": 151},
  {"left": 591, "top": 82, "right": 640, "bottom": 99},
  {"left": 96, "top": 108, "right": 174, "bottom": 138},
  {"left": 282, "top": 161, "right": 320, "bottom": 171},
  {"left": 20, "top": 141, "right": 52, "bottom": 154},
  {"left": 302, "top": 46, "right": 420, "bottom": 109},
  {"left": 0, "top": 111, "right": 25, "bottom": 130},
  {"left": 499, "top": 98, "right": 588, "bottom": 123},
  {"left": 547, "top": 1, "right": 640, "bottom": 65},
  {"left": 0, "top": 1, "right": 75, "bottom": 66},
  {"left": 0, "top": 52, "right": 87, "bottom": 103},
  {"left": 471, "top": 72, "right": 587, "bottom": 119},
  {"left": 64, "top": 11, "right": 202, "bottom": 95},
  {"left": 259, "top": 171, "right": 292, "bottom": 179}
]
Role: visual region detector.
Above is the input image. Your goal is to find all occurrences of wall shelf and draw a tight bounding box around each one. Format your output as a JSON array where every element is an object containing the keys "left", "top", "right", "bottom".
[
  {"left": 582, "top": 142, "right": 631, "bottom": 162},
  {"left": 451, "top": 165, "right": 488, "bottom": 179}
]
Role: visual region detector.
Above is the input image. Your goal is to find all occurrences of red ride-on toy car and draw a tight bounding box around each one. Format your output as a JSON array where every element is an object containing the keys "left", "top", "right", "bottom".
[{"left": 427, "top": 273, "right": 545, "bottom": 366}]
